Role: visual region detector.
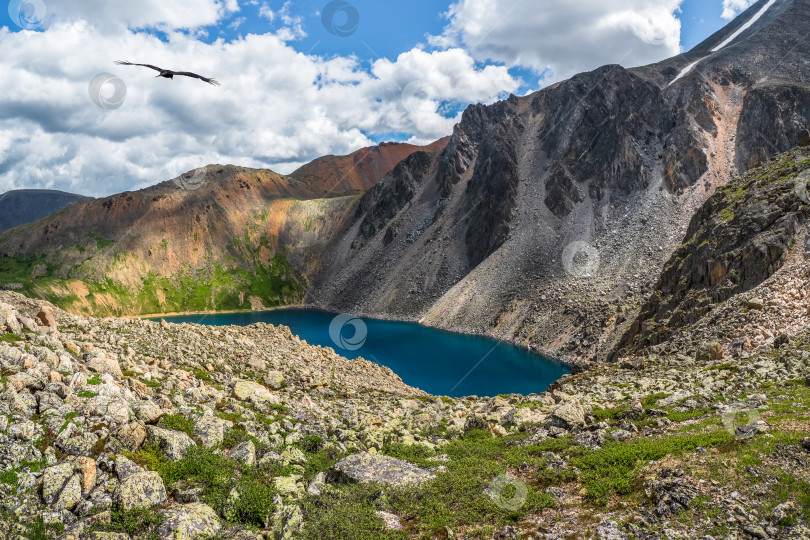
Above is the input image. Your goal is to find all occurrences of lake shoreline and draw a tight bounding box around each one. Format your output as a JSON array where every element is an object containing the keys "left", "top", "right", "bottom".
[
  {"left": 148, "top": 307, "right": 571, "bottom": 397},
  {"left": 125, "top": 303, "right": 580, "bottom": 369}
]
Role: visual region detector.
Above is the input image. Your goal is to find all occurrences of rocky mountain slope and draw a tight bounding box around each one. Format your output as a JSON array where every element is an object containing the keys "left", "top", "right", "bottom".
[
  {"left": 308, "top": 0, "right": 810, "bottom": 363},
  {"left": 0, "top": 142, "right": 445, "bottom": 317},
  {"left": 0, "top": 190, "right": 92, "bottom": 234},
  {"left": 0, "top": 148, "right": 809, "bottom": 538}
]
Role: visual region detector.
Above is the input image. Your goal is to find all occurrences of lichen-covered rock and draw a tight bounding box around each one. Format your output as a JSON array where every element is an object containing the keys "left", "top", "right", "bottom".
[
  {"left": 147, "top": 426, "right": 195, "bottom": 461},
  {"left": 117, "top": 422, "right": 147, "bottom": 451},
  {"left": 0, "top": 302, "right": 21, "bottom": 335},
  {"left": 264, "top": 370, "right": 285, "bottom": 390},
  {"left": 112, "top": 471, "right": 168, "bottom": 510},
  {"left": 279, "top": 447, "right": 306, "bottom": 467},
  {"left": 157, "top": 503, "right": 222, "bottom": 540},
  {"left": 55, "top": 474, "right": 82, "bottom": 510},
  {"left": 42, "top": 462, "right": 73, "bottom": 505},
  {"left": 546, "top": 400, "right": 586, "bottom": 430},
  {"left": 328, "top": 451, "right": 436, "bottom": 487},
  {"left": 133, "top": 400, "right": 164, "bottom": 425},
  {"left": 376, "top": 511, "right": 403, "bottom": 531},
  {"left": 193, "top": 416, "right": 224, "bottom": 449},
  {"left": 273, "top": 475, "right": 305, "bottom": 498},
  {"left": 230, "top": 440, "right": 256, "bottom": 467},
  {"left": 56, "top": 431, "right": 99, "bottom": 456},
  {"left": 696, "top": 342, "right": 724, "bottom": 361},
  {"left": 232, "top": 380, "right": 278, "bottom": 405},
  {"left": 272, "top": 503, "right": 303, "bottom": 540},
  {"left": 85, "top": 350, "right": 123, "bottom": 379},
  {"left": 114, "top": 455, "right": 144, "bottom": 481}
]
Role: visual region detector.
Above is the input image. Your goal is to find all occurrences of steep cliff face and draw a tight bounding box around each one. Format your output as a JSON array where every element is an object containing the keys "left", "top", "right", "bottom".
[{"left": 615, "top": 148, "right": 810, "bottom": 355}]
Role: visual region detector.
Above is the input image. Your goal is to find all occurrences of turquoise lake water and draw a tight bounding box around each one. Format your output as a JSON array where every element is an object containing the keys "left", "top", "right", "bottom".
[{"left": 155, "top": 309, "right": 570, "bottom": 397}]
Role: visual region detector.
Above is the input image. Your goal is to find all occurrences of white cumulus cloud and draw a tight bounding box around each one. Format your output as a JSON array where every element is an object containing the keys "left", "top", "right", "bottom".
[
  {"left": 431, "top": 0, "right": 684, "bottom": 84},
  {"left": 721, "top": 0, "right": 757, "bottom": 20}
]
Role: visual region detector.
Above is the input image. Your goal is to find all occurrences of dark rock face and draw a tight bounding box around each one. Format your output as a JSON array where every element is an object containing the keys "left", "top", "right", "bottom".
[
  {"left": 799, "top": 129, "right": 810, "bottom": 147},
  {"left": 616, "top": 149, "right": 810, "bottom": 353},
  {"left": 464, "top": 136, "right": 520, "bottom": 267},
  {"left": 736, "top": 85, "right": 810, "bottom": 170},
  {"left": 0, "top": 190, "right": 92, "bottom": 233},
  {"left": 355, "top": 151, "right": 434, "bottom": 241},
  {"left": 531, "top": 66, "right": 671, "bottom": 202},
  {"left": 445, "top": 98, "right": 522, "bottom": 267}
]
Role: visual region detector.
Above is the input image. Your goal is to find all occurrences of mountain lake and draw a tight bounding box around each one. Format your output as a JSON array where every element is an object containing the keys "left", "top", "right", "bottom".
[{"left": 154, "top": 308, "right": 571, "bottom": 397}]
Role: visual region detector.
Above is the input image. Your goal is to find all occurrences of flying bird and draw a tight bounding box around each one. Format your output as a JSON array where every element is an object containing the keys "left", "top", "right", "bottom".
[{"left": 114, "top": 60, "right": 221, "bottom": 86}]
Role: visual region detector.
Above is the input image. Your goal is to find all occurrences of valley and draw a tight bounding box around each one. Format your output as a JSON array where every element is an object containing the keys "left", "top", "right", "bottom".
[{"left": 0, "top": 0, "right": 810, "bottom": 538}]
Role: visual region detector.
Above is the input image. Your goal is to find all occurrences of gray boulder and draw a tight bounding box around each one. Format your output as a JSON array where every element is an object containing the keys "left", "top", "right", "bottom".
[
  {"left": 230, "top": 440, "right": 256, "bottom": 467},
  {"left": 157, "top": 503, "right": 222, "bottom": 540},
  {"left": 546, "top": 400, "right": 586, "bottom": 430},
  {"left": 328, "top": 452, "right": 436, "bottom": 487},
  {"left": 133, "top": 401, "right": 164, "bottom": 425},
  {"left": 147, "top": 426, "right": 195, "bottom": 460},
  {"left": 193, "top": 416, "right": 224, "bottom": 449},
  {"left": 86, "top": 351, "right": 123, "bottom": 379},
  {"left": 42, "top": 463, "right": 73, "bottom": 505},
  {"left": 114, "top": 455, "right": 144, "bottom": 481},
  {"left": 112, "top": 471, "right": 168, "bottom": 510}
]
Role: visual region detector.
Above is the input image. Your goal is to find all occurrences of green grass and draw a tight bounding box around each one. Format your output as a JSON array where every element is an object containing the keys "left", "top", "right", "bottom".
[
  {"left": 0, "top": 332, "right": 23, "bottom": 344},
  {"left": 86, "top": 506, "right": 164, "bottom": 540},
  {"left": 77, "top": 391, "right": 98, "bottom": 399},
  {"left": 592, "top": 405, "right": 629, "bottom": 422},
  {"left": 570, "top": 431, "right": 733, "bottom": 504},
  {"left": 0, "top": 245, "right": 305, "bottom": 318},
  {"left": 157, "top": 414, "right": 195, "bottom": 437},
  {"left": 0, "top": 470, "right": 18, "bottom": 487}
]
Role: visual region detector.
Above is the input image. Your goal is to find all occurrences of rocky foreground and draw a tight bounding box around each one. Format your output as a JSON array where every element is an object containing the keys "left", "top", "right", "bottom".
[{"left": 0, "top": 265, "right": 809, "bottom": 540}]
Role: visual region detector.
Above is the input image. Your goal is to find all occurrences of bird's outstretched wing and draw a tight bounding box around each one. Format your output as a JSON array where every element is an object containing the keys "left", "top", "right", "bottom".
[
  {"left": 174, "top": 71, "right": 221, "bottom": 86},
  {"left": 115, "top": 60, "right": 163, "bottom": 73}
]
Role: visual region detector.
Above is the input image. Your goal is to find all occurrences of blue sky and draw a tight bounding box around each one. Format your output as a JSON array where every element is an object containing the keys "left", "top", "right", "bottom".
[{"left": 0, "top": 0, "right": 759, "bottom": 195}]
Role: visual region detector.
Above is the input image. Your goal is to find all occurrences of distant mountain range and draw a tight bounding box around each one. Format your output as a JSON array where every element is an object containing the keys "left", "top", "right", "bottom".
[
  {"left": 1, "top": 0, "right": 809, "bottom": 364},
  {"left": 0, "top": 190, "right": 92, "bottom": 233},
  {"left": 0, "top": 141, "right": 447, "bottom": 314}
]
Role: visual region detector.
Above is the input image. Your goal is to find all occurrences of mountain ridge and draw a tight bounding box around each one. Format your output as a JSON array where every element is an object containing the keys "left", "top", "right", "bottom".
[{"left": 0, "top": 189, "right": 92, "bottom": 234}]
